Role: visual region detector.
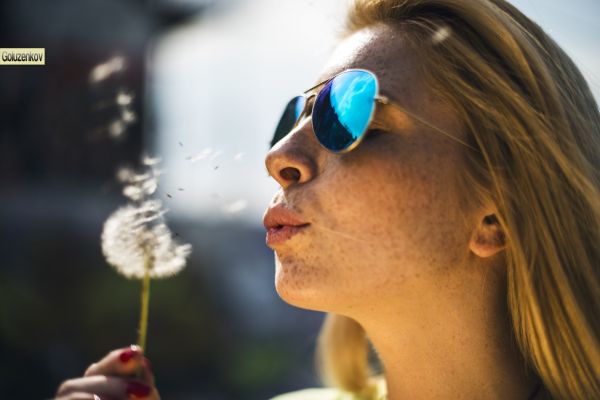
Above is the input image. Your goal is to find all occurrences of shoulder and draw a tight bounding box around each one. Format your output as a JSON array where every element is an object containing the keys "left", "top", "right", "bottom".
[{"left": 270, "top": 375, "right": 387, "bottom": 400}]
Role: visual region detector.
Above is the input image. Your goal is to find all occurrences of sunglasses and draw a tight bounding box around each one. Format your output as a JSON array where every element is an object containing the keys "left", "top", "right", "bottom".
[{"left": 270, "top": 68, "right": 478, "bottom": 154}]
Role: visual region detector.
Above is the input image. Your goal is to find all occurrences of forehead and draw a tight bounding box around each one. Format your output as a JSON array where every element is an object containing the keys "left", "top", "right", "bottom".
[
  {"left": 315, "top": 23, "right": 466, "bottom": 148},
  {"left": 316, "top": 24, "right": 421, "bottom": 102}
]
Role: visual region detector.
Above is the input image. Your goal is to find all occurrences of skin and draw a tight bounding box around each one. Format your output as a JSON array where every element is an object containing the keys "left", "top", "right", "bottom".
[
  {"left": 264, "top": 24, "right": 541, "bottom": 399},
  {"left": 54, "top": 345, "right": 159, "bottom": 400},
  {"left": 55, "top": 23, "right": 540, "bottom": 400}
]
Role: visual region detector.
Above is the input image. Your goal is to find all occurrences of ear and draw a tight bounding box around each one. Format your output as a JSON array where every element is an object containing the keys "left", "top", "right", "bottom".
[{"left": 468, "top": 212, "right": 507, "bottom": 258}]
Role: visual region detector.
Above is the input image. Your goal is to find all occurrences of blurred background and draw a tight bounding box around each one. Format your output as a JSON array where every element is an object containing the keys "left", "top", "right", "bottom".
[{"left": 0, "top": 0, "right": 598, "bottom": 398}]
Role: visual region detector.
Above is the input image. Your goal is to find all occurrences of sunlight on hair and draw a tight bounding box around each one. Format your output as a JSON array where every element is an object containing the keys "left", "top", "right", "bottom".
[{"left": 431, "top": 25, "right": 451, "bottom": 44}]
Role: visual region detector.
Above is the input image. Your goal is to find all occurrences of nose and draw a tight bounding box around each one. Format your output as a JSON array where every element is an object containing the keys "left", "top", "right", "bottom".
[{"left": 264, "top": 120, "right": 319, "bottom": 189}]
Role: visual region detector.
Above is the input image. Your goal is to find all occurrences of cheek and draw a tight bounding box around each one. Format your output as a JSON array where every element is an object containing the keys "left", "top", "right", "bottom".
[
  {"left": 325, "top": 146, "right": 467, "bottom": 278},
  {"left": 275, "top": 144, "right": 470, "bottom": 311},
  {"left": 273, "top": 249, "right": 333, "bottom": 310}
]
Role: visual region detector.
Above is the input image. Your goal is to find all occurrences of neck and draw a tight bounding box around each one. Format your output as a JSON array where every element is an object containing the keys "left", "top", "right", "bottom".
[{"left": 349, "top": 263, "right": 540, "bottom": 399}]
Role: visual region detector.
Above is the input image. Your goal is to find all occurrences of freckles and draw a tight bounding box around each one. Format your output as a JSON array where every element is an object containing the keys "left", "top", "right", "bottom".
[{"left": 275, "top": 251, "right": 329, "bottom": 294}]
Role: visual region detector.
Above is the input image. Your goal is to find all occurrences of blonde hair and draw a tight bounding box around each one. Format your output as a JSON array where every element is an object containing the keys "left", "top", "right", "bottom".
[{"left": 315, "top": 1, "right": 600, "bottom": 399}]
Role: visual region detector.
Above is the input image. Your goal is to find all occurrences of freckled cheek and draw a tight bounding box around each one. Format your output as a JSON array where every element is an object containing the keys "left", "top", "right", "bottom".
[{"left": 329, "top": 163, "right": 434, "bottom": 238}]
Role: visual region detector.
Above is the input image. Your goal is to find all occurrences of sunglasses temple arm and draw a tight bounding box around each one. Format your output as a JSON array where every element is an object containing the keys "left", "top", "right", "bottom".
[{"left": 377, "top": 96, "right": 480, "bottom": 153}]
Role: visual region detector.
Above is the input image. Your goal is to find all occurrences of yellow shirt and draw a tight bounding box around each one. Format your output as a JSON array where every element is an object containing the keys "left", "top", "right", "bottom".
[{"left": 270, "top": 376, "right": 387, "bottom": 400}]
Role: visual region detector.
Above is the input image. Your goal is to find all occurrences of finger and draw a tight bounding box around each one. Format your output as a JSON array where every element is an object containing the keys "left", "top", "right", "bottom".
[
  {"left": 84, "top": 345, "right": 154, "bottom": 384},
  {"left": 56, "top": 375, "right": 155, "bottom": 399}
]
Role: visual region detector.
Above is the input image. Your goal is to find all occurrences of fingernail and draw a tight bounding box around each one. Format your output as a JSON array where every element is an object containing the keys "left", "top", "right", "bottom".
[
  {"left": 120, "top": 345, "right": 140, "bottom": 363},
  {"left": 143, "top": 357, "right": 153, "bottom": 374},
  {"left": 126, "top": 381, "right": 151, "bottom": 398}
]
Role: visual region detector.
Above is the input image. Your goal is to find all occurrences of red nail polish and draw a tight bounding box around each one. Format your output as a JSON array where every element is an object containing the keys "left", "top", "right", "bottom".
[
  {"left": 126, "top": 382, "right": 151, "bottom": 398},
  {"left": 119, "top": 346, "right": 139, "bottom": 363}
]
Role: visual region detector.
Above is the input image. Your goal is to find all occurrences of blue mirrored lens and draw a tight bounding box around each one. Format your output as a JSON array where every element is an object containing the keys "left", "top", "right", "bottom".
[
  {"left": 313, "top": 70, "right": 377, "bottom": 152},
  {"left": 271, "top": 95, "right": 306, "bottom": 148}
]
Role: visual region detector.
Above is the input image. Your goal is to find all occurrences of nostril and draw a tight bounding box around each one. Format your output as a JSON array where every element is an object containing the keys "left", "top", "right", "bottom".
[{"left": 280, "top": 167, "right": 301, "bottom": 182}]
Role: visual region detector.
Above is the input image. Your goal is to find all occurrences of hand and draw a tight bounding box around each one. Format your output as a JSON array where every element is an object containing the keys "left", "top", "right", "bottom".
[{"left": 55, "top": 345, "right": 160, "bottom": 400}]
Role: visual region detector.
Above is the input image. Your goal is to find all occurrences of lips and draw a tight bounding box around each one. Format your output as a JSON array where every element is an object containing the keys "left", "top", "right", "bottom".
[{"left": 263, "top": 205, "right": 310, "bottom": 246}]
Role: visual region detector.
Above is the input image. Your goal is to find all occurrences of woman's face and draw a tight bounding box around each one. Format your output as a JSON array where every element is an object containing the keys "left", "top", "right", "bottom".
[{"left": 264, "top": 24, "right": 486, "bottom": 318}]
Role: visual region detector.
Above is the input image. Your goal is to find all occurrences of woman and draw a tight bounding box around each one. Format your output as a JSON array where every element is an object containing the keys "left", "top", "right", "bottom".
[{"left": 55, "top": 0, "right": 600, "bottom": 399}]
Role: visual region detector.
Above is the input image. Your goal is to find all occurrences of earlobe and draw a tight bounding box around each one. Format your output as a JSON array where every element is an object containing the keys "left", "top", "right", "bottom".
[{"left": 468, "top": 213, "right": 507, "bottom": 258}]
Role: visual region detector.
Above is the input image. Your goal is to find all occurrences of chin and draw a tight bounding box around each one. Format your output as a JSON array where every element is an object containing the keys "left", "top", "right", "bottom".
[{"left": 273, "top": 256, "right": 334, "bottom": 313}]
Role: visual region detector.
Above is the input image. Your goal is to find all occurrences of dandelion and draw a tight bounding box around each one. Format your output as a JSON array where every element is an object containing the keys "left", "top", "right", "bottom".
[{"left": 101, "top": 156, "right": 192, "bottom": 356}]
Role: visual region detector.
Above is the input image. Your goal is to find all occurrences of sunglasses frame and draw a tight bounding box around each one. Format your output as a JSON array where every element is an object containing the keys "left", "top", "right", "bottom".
[{"left": 276, "top": 68, "right": 479, "bottom": 154}]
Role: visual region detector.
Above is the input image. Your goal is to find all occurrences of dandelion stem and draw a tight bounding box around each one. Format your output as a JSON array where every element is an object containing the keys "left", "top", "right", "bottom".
[
  {"left": 135, "top": 257, "right": 151, "bottom": 379},
  {"left": 137, "top": 257, "right": 151, "bottom": 352}
]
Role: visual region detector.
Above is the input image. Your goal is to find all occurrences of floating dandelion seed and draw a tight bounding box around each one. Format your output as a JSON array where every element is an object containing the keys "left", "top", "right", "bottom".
[
  {"left": 101, "top": 156, "right": 191, "bottom": 355},
  {"left": 233, "top": 152, "right": 245, "bottom": 161},
  {"left": 209, "top": 150, "right": 223, "bottom": 161},
  {"left": 222, "top": 199, "right": 248, "bottom": 214},
  {"left": 121, "top": 109, "right": 137, "bottom": 124},
  {"left": 116, "top": 90, "right": 133, "bottom": 106},
  {"left": 178, "top": 141, "right": 183, "bottom": 147},
  {"left": 185, "top": 147, "right": 213, "bottom": 162},
  {"left": 186, "top": 147, "right": 223, "bottom": 163},
  {"left": 178, "top": 188, "right": 184, "bottom": 191},
  {"left": 214, "top": 165, "right": 219, "bottom": 170},
  {"left": 108, "top": 120, "right": 126, "bottom": 138},
  {"left": 166, "top": 193, "right": 172, "bottom": 198},
  {"left": 89, "top": 55, "right": 126, "bottom": 84}
]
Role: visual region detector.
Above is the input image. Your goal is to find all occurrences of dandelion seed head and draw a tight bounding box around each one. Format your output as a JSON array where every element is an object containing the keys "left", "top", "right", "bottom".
[
  {"left": 101, "top": 201, "right": 191, "bottom": 279},
  {"left": 103, "top": 157, "right": 191, "bottom": 279}
]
